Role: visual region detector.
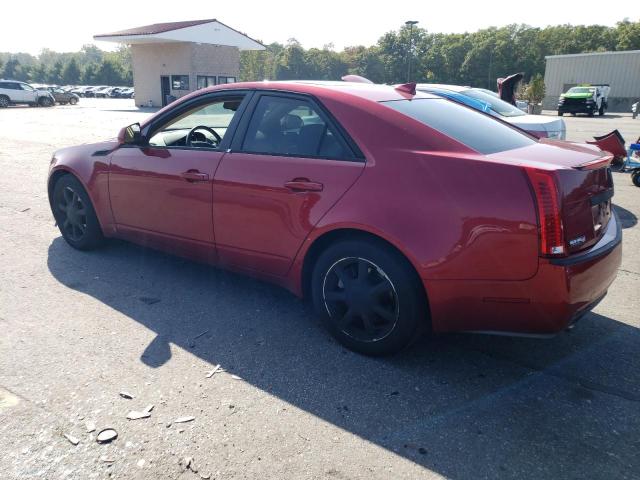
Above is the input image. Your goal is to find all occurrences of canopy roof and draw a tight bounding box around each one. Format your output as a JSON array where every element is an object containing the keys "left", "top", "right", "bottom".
[{"left": 94, "top": 19, "right": 265, "bottom": 51}]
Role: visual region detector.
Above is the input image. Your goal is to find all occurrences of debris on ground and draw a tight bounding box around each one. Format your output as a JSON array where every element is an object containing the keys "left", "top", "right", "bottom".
[
  {"left": 200, "top": 474, "right": 211, "bottom": 479},
  {"left": 96, "top": 428, "right": 118, "bottom": 443},
  {"left": 231, "top": 375, "right": 242, "bottom": 380},
  {"left": 127, "top": 410, "right": 151, "bottom": 420},
  {"left": 85, "top": 421, "right": 96, "bottom": 433},
  {"left": 127, "top": 404, "right": 154, "bottom": 420},
  {"left": 63, "top": 433, "right": 79, "bottom": 446},
  {"left": 206, "top": 364, "right": 221, "bottom": 378},
  {"left": 182, "top": 456, "right": 198, "bottom": 473},
  {"left": 137, "top": 459, "right": 146, "bottom": 468},
  {"left": 100, "top": 456, "right": 115, "bottom": 463},
  {"left": 119, "top": 391, "right": 134, "bottom": 400},
  {"left": 173, "top": 416, "right": 195, "bottom": 424}
]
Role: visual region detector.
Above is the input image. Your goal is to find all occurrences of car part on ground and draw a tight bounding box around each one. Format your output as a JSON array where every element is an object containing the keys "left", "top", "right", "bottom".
[{"left": 47, "top": 80, "right": 621, "bottom": 355}]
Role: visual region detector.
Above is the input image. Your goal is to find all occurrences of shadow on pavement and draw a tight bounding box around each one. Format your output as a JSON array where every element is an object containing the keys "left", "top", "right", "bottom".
[{"left": 47, "top": 237, "right": 640, "bottom": 479}]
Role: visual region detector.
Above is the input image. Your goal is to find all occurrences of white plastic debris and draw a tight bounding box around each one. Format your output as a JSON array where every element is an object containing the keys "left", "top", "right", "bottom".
[
  {"left": 119, "top": 392, "right": 134, "bottom": 400},
  {"left": 173, "top": 416, "right": 195, "bottom": 424},
  {"left": 96, "top": 428, "right": 118, "bottom": 443},
  {"left": 206, "top": 364, "right": 221, "bottom": 378},
  {"left": 63, "top": 433, "right": 79, "bottom": 446}
]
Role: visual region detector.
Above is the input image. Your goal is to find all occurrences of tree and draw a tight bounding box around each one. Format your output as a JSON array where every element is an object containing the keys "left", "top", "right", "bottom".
[
  {"left": 46, "top": 60, "right": 64, "bottom": 84},
  {"left": 81, "top": 62, "right": 98, "bottom": 84},
  {"left": 2, "top": 58, "right": 20, "bottom": 79},
  {"left": 61, "top": 58, "right": 81, "bottom": 85}
]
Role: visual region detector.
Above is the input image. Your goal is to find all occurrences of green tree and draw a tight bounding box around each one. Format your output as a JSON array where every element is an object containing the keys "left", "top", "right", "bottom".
[
  {"left": 61, "top": 58, "right": 81, "bottom": 84},
  {"left": 2, "top": 58, "right": 20, "bottom": 79},
  {"left": 81, "top": 62, "right": 98, "bottom": 84},
  {"left": 46, "top": 60, "right": 64, "bottom": 84}
]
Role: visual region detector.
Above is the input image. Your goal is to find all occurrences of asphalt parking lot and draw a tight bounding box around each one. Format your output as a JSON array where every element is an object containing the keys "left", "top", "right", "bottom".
[{"left": 0, "top": 99, "right": 639, "bottom": 480}]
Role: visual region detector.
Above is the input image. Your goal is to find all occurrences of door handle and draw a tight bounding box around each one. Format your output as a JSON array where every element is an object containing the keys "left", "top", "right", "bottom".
[
  {"left": 284, "top": 179, "right": 324, "bottom": 192},
  {"left": 181, "top": 170, "right": 209, "bottom": 182}
]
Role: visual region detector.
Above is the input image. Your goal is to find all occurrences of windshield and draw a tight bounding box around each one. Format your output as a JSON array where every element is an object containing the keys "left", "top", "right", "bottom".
[
  {"left": 382, "top": 98, "right": 534, "bottom": 155},
  {"left": 567, "top": 87, "right": 595, "bottom": 94},
  {"left": 460, "top": 88, "right": 525, "bottom": 117}
]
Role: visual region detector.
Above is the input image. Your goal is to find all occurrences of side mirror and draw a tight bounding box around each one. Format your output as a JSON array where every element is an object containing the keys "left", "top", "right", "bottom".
[{"left": 119, "top": 123, "right": 143, "bottom": 145}]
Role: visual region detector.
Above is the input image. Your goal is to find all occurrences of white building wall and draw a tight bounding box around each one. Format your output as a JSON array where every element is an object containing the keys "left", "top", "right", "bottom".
[{"left": 131, "top": 43, "right": 240, "bottom": 108}]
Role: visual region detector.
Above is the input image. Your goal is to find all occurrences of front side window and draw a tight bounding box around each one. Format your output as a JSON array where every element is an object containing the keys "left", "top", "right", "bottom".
[
  {"left": 148, "top": 95, "right": 244, "bottom": 149},
  {"left": 20, "top": 83, "right": 34, "bottom": 91},
  {"left": 241, "top": 96, "right": 350, "bottom": 159},
  {"left": 382, "top": 98, "right": 535, "bottom": 155},
  {"left": 171, "top": 75, "right": 190, "bottom": 90}
]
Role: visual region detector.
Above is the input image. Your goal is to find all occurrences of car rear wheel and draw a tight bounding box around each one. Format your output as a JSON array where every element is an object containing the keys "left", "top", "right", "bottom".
[
  {"left": 0, "top": 95, "right": 9, "bottom": 108},
  {"left": 632, "top": 171, "right": 640, "bottom": 188},
  {"left": 311, "top": 239, "right": 427, "bottom": 356},
  {"left": 39, "top": 97, "right": 53, "bottom": 107},
  {"left": 69, "top": 97, "right": 78, "bottom": 105},
  {"left": 51, "top": 174, "right": 105, "bottom": 250}
]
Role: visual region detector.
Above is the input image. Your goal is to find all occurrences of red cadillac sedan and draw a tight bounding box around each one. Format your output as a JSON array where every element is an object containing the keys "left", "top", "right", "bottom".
[{"left": 48, "top": 81, "right": 622, "bottom": 355}]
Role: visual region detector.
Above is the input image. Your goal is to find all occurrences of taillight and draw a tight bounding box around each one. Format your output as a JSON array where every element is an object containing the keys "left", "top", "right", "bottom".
[{"left": 525, "top": 168, "right": 565, "bottom": 257}]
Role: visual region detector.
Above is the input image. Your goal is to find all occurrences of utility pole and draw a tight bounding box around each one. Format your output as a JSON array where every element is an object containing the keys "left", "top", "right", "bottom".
[{"left": 405, "top": 21, "right": 419, "bottom": 82}]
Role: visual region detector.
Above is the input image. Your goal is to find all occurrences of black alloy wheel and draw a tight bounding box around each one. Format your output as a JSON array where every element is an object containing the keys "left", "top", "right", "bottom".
[
  {"left": 52, "top": 175, "right": 104, "bottom": 250},
  {"left": 311, "top": 239, "right": 428, "bottom": 356},
  {"left": 322, "top": 257, "right": 399, "bottom": 343}
]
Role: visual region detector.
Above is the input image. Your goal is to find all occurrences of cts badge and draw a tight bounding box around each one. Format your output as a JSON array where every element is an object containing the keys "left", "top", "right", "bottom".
[{"left": 569, "top": 235, "right": 586, "bottom": 248}]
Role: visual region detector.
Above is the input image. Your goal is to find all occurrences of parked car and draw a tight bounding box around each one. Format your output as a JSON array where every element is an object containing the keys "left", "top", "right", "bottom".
[
  {"left": 417, "top": 84, "right": 566, "bottom": 140},
  {"left": 39, "top": 86, "right": 79, "bottom": 105},
  {"left": 0, "top": 79, "right": 55, "bottom": 107},
  {"left": 83, "top": 86, "right": 105, "bottom": 98},
  {"left": 116, "top": 87, "right": 134, "bottom": 98},
  {"left": 47, "top": 81, "right": 621, "bottom": 355},
  {"left": 93, "top": 86, "right": 112, "bottom": 98},
  {"left": 558, "top": 85, "right": 610, "bottom": 117}
]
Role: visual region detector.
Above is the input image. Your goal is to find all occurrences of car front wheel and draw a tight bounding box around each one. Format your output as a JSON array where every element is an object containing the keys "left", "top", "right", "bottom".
[
  {"left": 51, "top": 174, "right": 105, "bottom": 250},
  {"left": 0, "top": 95, "right": 9, "bottom": 108},
  {"left": 311, "top": 239, "right": 427, "bottom": 356}
]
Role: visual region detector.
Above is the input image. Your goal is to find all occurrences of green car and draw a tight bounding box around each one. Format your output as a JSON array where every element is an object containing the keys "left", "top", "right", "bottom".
[{"left": 558, "top": 85, "right": 609, "bottom": 117}]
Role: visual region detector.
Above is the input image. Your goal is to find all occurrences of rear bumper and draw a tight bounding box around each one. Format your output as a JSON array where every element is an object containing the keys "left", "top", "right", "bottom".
[{"left": 426, "top": 210, "right": 622, "bottom": 334}]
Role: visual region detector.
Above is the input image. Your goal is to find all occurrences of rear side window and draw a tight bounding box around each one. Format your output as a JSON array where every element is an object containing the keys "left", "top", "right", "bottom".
[
  {"left": 242, "top": 95, "right": 351, "bottom": 159},
  {"left": 382, "top": 98, "right": 535, "bottom": 154}
]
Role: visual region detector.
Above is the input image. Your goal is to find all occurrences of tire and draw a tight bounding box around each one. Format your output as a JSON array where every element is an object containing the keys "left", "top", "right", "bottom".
[
  {"left": 0, "top": 95, "right": 9, "bottom": 108},
  {"left": 599, "top": 103, "right": 605, "bottom": 116},
  {"left": 311, "top": 239, "right": 428, "bottom": 356},
  {"left": 632, "top": 171, "right": 640, "bottom": 188},
  {"left": 69, "top": 97, "right": 78, "bottom": 105},
  {"left": 51, "top": 174, "right": 105, "bottom": 250},
  {"left": 39, "top": 97, "right": 53, "bottom": 107},
  {"left": 588, "top": 109, "right": 595, "bottom": 117},
  {"left": 557, "top": 111, "right": 563, "bottom": 116}
]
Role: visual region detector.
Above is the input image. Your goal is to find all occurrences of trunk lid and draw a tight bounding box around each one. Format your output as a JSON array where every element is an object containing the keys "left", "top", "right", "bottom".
[{"left": 488, "top": 140, "right": 614, "bottom": 254}]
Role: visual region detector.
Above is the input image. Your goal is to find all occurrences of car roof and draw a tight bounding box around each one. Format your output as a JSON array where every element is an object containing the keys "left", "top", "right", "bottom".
[
  {"left": 204, "top": 80, "right": 440, "bottom": 103},
  {"left": 416, "top": 83, "right": 471, "bottom": 93}
]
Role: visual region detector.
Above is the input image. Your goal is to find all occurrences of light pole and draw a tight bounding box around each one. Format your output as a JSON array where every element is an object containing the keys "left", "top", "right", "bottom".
[{"left": 405, "top": 20, "right": 419, "bottom": 82}]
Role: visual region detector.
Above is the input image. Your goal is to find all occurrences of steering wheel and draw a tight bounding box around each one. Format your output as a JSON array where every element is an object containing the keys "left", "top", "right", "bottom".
[{"left": 186, "top": 125, "right": 222, "bottom": 147}]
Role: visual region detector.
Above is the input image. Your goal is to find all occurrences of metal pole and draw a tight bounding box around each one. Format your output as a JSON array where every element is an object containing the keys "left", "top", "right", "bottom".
[{"left": 405, "top": 21, "right": 418, "bottom": 83}]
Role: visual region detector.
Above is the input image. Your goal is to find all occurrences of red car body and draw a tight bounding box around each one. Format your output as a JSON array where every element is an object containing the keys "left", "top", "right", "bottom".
[{"left": 48, "top": 81, "right": 621, "bottom": 341}]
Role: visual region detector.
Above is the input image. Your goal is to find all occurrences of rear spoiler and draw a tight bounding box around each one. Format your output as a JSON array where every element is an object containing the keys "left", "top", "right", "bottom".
[{"left": 576, "top": 154, "right": 614, "bottom": 171}]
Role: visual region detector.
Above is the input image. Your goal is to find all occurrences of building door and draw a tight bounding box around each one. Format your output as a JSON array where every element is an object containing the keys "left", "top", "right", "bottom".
[{"left": 160, "top": 76, "right": 170, "bottom": 106}]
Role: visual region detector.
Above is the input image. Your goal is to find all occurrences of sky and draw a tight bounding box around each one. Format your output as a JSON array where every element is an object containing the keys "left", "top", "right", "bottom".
[{"left": 2, "top": 0, "right": 637, "bottom": 55}]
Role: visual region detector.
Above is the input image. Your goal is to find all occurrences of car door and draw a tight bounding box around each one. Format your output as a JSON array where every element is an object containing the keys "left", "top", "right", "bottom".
[
  {"left": 18, "top": 83, "right": 38, "bottom": 103},
  {"left": 212, "top": 92, "right": 365, "bottom": 276},
  {"left": 108, "top": 91, "right": 250, "bottom": 253}
]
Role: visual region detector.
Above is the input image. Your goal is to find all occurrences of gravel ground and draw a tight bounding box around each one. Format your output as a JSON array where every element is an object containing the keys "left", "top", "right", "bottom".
[{"left": 0, "top": 99, "right": 639, "bottom": 480}]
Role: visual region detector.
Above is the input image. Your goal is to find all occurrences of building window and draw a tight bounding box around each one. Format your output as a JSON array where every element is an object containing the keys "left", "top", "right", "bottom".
[
  {"left": 171, "top": 75, "right": 190, "bottom": 90},
  {"left": 218, "top": 76, "right": 236, "bottom": 84},
  {"left": 197, "top": 75, "right": 217, "bottom": 89}
]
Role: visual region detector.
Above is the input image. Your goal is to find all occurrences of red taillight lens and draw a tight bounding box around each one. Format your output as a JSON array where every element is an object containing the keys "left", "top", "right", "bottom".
[{"left": 525, "top": 168, "right": 565, "bottom": 257}]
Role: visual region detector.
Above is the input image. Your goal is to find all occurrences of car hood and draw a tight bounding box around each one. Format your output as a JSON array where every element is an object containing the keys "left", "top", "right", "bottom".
[{"left": 504, "top": 115, "right": 565, "bottom": 134}]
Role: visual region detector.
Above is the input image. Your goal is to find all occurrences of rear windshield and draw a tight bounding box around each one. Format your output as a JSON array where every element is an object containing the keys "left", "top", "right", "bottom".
[
  {"left": 381, "top": 98, "right": 535, "bottom": 154},
  {"left": 461, "top": 88, "right": 526, "bottom": 117}
]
